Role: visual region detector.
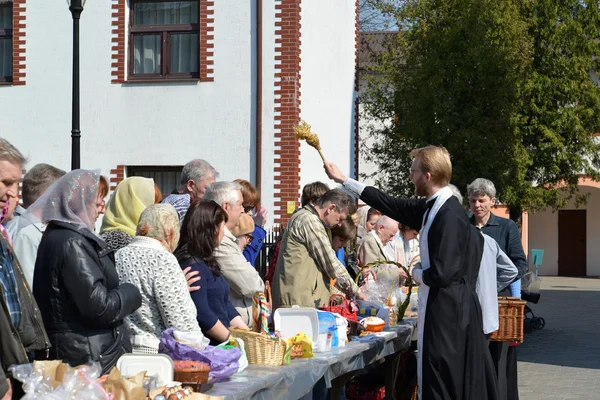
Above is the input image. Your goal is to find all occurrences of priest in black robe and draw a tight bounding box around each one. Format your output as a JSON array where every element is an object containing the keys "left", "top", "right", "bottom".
[{"left": 324, "top": 145, "right": 497, "bottom": 400}]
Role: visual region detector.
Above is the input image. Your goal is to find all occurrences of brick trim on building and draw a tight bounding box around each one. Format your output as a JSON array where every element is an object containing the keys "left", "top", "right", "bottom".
[
  {"left": 273, "top": 0, "right": 302, "bottom": 225},
  {"left": 110, "top": 0, "right": 126, "bottom": 84},
  {"left": 109, "top": 165, "right": 126, "bottom": 190},
  {"left": 11, "top": 0, "right": 26, "bottom": 85},
  {"left": 199, "top": 0, "right": 215, "bottom": 82},
  {"left": 353, "top": 0, "right": 360, "bottom": 179}
]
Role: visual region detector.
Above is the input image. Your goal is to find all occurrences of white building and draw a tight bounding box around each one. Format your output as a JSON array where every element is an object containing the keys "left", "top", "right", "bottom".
[{"left": 0, "top": 0, "right": 360, "bottom": 227}]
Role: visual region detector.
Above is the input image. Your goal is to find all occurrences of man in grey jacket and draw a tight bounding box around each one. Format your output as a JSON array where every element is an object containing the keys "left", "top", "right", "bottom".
[
  {"left": 0, "top": 139, "right": 50, "bottom": 399},
  {"left": 8, "top": 163, "right": 65, "bottom": 288},
  {"left": 204, "top": 182, "right": 265, "bottom": 327}
]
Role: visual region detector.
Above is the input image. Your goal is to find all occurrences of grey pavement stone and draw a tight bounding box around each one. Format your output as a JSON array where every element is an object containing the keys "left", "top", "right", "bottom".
[{"left": 517, "top": 277, "right": 600, "bottom": 399}]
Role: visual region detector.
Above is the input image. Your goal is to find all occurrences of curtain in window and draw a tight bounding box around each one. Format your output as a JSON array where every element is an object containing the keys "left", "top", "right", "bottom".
[
  {"left": 0, "top": 5, "right": 11, "bottom": 78},
  {"left": 0, "top": 39, "right": 10, "bottom": 77},
  {"left": 134, "top": 35, "right": 161, "bottom": 74},
  {"left": 171, "top": 33, "right": 198, "bottom": 73},
  {"left": 128, "top": 169, "right": 182, "bottom": 197},
  {"left": 0, "top": 6, "right": 10, "bottom": 28},
  {"left": 134, "top": 1, "right": 198, "bottom": 25}
]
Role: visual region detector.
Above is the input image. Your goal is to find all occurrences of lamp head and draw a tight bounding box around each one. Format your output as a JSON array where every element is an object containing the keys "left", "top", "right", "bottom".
[{"left": 67, "top": 0, "right": 86, "bottom": 17}]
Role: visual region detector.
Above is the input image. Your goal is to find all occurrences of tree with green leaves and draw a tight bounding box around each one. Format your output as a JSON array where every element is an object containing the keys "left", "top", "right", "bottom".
[{"left": 360, "top": 0, "right": 600, "bottom": 219}]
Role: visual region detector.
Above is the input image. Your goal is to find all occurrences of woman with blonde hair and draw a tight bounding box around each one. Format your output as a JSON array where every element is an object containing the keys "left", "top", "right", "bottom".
[{"left": 115, "top": 204, "right": 204, "bottom": 353}]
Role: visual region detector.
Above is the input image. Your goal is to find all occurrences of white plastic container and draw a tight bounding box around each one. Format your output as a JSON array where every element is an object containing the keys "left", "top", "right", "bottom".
[
  {"left": 116, "top": 353, "right": 174, "bottom": 385},
  {"left": 273, "top": 306, "right": 319, "bottom": 344}
]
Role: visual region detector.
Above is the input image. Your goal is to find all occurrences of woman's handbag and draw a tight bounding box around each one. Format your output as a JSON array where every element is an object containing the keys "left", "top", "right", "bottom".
[{"left": 319, "top": 294, "right": 359, "bottom": 322}]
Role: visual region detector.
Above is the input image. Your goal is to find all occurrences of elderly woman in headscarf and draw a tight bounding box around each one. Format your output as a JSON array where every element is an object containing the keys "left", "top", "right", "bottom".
[
  {"left": 100, "top": 176, "right": 161, "bottom": 251},
  {"left": 115, "top": 204, "right": 205, "bottom": 354},
  {"left": 356, "top": 205, "right": 382, "bottom": 242},
  {"left": 30, "top": 170, "right": 142, "bottom": 374}
]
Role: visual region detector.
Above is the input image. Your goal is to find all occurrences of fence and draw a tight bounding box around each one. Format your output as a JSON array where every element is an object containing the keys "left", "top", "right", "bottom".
[{"left": 254, "top": 228, "right": 283, "bottom": 280}]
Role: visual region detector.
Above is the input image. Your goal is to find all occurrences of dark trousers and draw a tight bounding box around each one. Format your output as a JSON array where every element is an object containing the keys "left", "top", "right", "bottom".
[
  {"left": 9, "top": 377, "right": 25, "bottom": 399},
  {"left": 489, "top": 341, "right": 519, "bottom": 400}
]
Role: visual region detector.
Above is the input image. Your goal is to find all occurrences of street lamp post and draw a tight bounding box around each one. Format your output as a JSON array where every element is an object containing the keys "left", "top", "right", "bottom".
[{"left": 68, "top": 0, "right": 85, "bottom": 170}]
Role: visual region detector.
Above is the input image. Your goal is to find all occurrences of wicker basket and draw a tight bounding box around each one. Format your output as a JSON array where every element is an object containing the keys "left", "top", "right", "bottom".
[
  {"left": 229, "top": 328, "right": 287, "bottom": 366},
  {"left": 490, "top": 296, "right": 526, "bottom": 343}
]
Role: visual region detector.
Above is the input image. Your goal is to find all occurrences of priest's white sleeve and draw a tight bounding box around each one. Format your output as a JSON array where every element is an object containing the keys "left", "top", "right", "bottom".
[
  {"left": 412, "top": 268, "right": 423, "bottom": 284},
  {"left": 342, "top": 177, "right": 366, "bottom": 197}
]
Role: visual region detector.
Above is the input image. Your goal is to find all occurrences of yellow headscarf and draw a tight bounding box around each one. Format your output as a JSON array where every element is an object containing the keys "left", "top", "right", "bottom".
[{"left": 100, "top": 177, "right": 155, "bottom": 237}]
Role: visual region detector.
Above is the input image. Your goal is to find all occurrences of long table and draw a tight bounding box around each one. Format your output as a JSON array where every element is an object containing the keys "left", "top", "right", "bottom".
[{"left": 203, "top": 319, "right": 416, "bottom": 400}]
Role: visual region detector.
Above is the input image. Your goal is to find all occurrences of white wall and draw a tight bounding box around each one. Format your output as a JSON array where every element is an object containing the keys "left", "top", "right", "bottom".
[
  {"left": 1, "top": 1, "right": 256, "bottom": 189},
  {"left": 1, "top": 0, "right": 359, "bottom": 228},
  {"left": 299, "top": 0, "right": 357, "bottom": 192},
  {"left": 259, "top": 0, "right": 278, "bottom": 228},
  {"left": 528, "top": 209, "right": 559, "bottom": 276},
  {"left": 528, "top": 186, "right": 600, "bottom": 276}
]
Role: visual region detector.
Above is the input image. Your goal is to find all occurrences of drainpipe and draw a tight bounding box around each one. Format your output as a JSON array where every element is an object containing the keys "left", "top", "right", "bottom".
[{"left": 255, "top": 0, "right": 263, "bottom": 198}]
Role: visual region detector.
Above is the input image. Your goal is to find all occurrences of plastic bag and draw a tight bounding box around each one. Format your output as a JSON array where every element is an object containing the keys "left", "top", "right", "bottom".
[
  {"left": 10, "top": 362, "right": 110, "bottom": 400},
  {"left": 286, "top": 332, "right": 313, "bottom": 358},
  {"left": 334, "top": 313, "right": 349, "bottom": 346},
  {"left": 521, "top": 272, "right": 542, "bottom": 293},
  {"left": 173, "top": 329, "right": 210, "bottom": 351},
  {"left": 159, "top": 328, "right": 241, "bottom": 381},
  {"left": 218, "top": 338, "right": 248, "bottom": 373},
  {"left": 360, "top": 280, "right": 390, "bottom": 304}
]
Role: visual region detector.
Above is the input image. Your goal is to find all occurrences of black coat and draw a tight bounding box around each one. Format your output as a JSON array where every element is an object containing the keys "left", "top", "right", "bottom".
[
  {"left": 361, "top": 187, "right": 498, "bottom": 400},
  {"left": 0, "top": 235, "right": 50, "bottom": 398},
  {"left": 33, "top": 221, "right": 141, "bottom": 374}
]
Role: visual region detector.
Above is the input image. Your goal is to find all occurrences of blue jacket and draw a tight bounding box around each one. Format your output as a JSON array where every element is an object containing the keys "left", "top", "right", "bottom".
[{"left": 243, "top": 225, "right": 266, "bottom": 267}]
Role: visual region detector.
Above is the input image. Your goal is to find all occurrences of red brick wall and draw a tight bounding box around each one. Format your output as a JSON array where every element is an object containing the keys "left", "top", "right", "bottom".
[
  {"left": 11, "top": 0, "right": 26, "bottom": 85},
  {"left": 109, "top": 165, "right": 125, "bottom": 190},
  {"left": 199, "top": 0, "right": 215, "bottom": 82},
  {"left": 110, "top": 0, "right": 126, "bottom": 84},
  {"left": 272, "top": 0, "right": 302, "bottom": 225}
]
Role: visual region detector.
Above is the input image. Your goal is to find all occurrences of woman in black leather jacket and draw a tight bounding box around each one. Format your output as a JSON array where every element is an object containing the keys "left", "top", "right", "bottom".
[{"left": 28, "top": 170, "right": 142, "bottom": 374}]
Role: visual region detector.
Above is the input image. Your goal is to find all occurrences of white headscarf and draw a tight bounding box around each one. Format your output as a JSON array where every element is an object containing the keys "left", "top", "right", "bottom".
[
  {"left": 357, "top": 205, "right": 371, "bottom": 241},
  {"left": 24, "top": 169, "right": 101, "bottom": 232}
]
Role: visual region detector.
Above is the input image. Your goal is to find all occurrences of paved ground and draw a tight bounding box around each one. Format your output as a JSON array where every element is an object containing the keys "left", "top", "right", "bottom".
[{"left": 517, "top": 276, "right": 600, "bottom": 399}]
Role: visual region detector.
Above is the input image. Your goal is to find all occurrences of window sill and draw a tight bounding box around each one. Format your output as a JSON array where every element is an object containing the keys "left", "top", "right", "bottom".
[{"left": 123, "top": 78, "right": 200, "bottom": 84}]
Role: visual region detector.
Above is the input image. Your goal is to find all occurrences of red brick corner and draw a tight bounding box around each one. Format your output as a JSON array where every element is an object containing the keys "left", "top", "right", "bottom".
[
  {"left": 109, "top": 165, "right": 125, "bottom": 191},
  {"left": 199, "top": 0, "right": 215, "bottom": 82},
  {"left": 273, "top": 0, "right": 302, "bottom": 225},
  {"left": 110, "top": 0, "right": 126, "bottom": 84},
  {"left": 11, "top": 0, "right": 26, "bottom": 85}
]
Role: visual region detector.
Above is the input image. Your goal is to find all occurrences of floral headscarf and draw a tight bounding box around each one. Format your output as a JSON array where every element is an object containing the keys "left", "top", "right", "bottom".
[
  {"left": 101, "top": 176, "right": 155, "bottom": 237},
  {"left": 136, "top": 204, "right": 180, "bottom": 252},
  {"left": 25, "top": 169, "right": 100, "bottom": 232}
]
